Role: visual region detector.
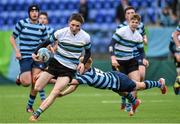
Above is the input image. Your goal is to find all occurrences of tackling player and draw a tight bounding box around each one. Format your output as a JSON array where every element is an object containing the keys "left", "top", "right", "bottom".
[{"left": 60, "top": 57, "right": 166, "bottom": 116}]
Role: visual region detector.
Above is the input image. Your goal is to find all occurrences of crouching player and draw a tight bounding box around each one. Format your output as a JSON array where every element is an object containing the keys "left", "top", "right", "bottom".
[{"left": 57, "top": 57, "right": 167, "bottom": 116}]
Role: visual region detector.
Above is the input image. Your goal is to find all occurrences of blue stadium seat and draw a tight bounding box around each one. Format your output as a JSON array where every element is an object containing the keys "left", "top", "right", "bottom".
[
  {"left": 95, "top": 14, "right": 104, "bottom": 24},
  {"left": 0, "top": 17, "right": 4, "bottom": 25},
  {"left": 57, "top": 3, "right": 66, "bottom": 10},
  {"left": 40, "top": 3, "right": 49, "bottom": 11},
  {"left": 48, "top": 2, "right": 58, "bottom": 10},
  {"left": 0, "top": 3, "right": 4, "bottom": 12},
  {"left": 105, "top": 14, "right": 114, "bottom": 23}
]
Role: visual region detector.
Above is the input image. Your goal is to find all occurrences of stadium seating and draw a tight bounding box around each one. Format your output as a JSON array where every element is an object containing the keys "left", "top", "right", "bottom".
[
  {"left": 1, "top": 0, "right": 172, "bottom": 30},
  {"left": 0, "top": 0, "right": 174, "bottom": 53}
]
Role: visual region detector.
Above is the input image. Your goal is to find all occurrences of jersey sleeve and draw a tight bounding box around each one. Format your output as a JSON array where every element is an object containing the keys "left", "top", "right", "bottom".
[
  {"left": 41, "top": 25, "right": 48, "bottom": 41},
  {"left": 12, "top": 20, "right": 23, "bottom": 39},
  {"left": 140, "top": 22, "right": 146, "bottom": 36},
  {"left": 112, "top": 28, "right": 124, "bottom": 43},
  {"left": 49, "top": 29, "right": 60, "bottom": 43},
  {"left": 75, "top": 72, "right": 93, "bottom": 85},
  {"left": 84, "top": 34, "right": 91, "bottom": 50}
]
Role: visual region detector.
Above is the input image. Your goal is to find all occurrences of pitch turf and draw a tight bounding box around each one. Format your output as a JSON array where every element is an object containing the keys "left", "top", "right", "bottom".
[{"left": 0, "top": 84, "right": 179, "bottom": 123}]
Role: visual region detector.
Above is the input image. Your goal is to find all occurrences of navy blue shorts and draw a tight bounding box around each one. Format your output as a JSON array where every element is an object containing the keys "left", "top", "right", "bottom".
[
  {"left": 112, "top": 71, "right": 136, "bottom": 92},
  {"left": 19, "top": 58, "right": 46, "bottom": 74}
]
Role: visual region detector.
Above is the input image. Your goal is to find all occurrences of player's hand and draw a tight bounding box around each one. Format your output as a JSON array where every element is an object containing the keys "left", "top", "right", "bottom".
[
  {"left": 111, "top": 55, "right": 120, "bottom": 68},
  {"left": 143, "top": 58, "right": 149, "bottom": 67},
  {"left": 15, "top": 50, "right": 22, "bottom": 60},
  {"left": 32, "top": 53, "right": 41, "bottom": 62},
  {"left": 58, "top": 92, "right": 63, "bottom": 97},
  {"left": 77, "top": 63, "right": 85, "bottom": 74}
]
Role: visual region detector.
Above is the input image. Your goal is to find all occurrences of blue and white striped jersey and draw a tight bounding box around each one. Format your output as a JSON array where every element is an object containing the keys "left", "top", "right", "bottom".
[
  {"left": 116, "top": 21, "right": 146, "bottom": 58},
  {"left": 112, "top": 26, "right": 143, "bottom": 60},
  {"left": 46, "top": 25, "right": 54, "bottom": 38},
  {"left": 13, "top": 18, "right": 48, "bottom": 59},
  {"left": 49, "top": 27, "right": 91, "bottom": 70},
  {"left": 76, "top": 67, "right": 120, "bottom": 90},
  {"left": 169, "top": 25, "right": 180, "bottom": 52},
  {"left": 116, "top": 21, "right": 146, "bottom": 36}
]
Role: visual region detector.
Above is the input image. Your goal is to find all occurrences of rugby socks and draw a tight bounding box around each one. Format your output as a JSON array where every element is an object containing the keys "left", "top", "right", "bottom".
[
  {"left": 39, "top": 89, "right": 46, "bottom": 101},
  {"left": 33, "top": 108, "right": 43, "bottom": 118},
  {"left": 125, "top": 93, "right": 136, "bottom": 105},
  {"left": 144, "top": 80, "right": 162, "bottom": 89},
  {"left": 121, "top": 96, "right": 126, "bottom": 105},
  {"left": 27, "top": 94, "right": 36, "bottom": 108}
]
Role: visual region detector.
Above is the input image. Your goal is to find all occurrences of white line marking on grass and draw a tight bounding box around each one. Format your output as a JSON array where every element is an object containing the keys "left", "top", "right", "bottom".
[{"left": 101, "top": 99, "right": 176, "bottom": 104}]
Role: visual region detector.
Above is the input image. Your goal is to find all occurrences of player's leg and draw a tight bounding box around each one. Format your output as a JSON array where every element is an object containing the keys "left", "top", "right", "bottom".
[
  {"left": 115, "top": 72, "right": 141, "bottom": 116},
  {"left": 33, "top": 68, "right": 47, "bottom": 102},
  {"left": 30, "top": 58, "right": 76, "bottom": 121},
  {"left": 18, "top": 59, "right": 33, "bottom": 87},
  {"left": 119, "top": 59, "right": 140, "bottom": 111},
  {"left": 114, "top": 71, "right": 140, "bottom": 115},
  {"left": 139, "top": 65, "right": 146, "bottom": 81},
  {"left": 174, "top": 60, "right": 180, "bottom": 95},
  {"left": 17, "top": 58, "right": 35, "bottom": 112},
  {"left": 30, "top": 76, "right": 70, "bottom": 121},
  {"left": 26, "top": 67, "right": 44, "bottom": 113},
  {"left": 126, "top": 69, "right": 140, "bottom": 112},
  {"left": 19, "top": 72, "right": 32, "bottom": 86},
  {"left": 26, "top": 60, "right": 50, "bottom": 113},
  {"left": 34, "top": 71, "right": 54, "bottom": 91},
  {"left": 123, "top": 92, "right": 141, "bottom": 116},
  {"left": 135, "top": 78, "right": 167, "bottom": 94}
]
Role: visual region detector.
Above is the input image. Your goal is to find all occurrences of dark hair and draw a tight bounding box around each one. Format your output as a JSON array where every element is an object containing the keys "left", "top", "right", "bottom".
[
  {"left": 39, "top": 11, "right": 48, "bottom": 18},
  {"left": 28, "top": 4, "right": 40, "bottom": 14},
  {"left": 124, "top": 6, "right": 135, "bottom": 14},
  {"left": 68, "top": 13, "right": 84, "bottom": 24},
  {"left": 130, "top": 14, "right": 141, "bottom": 22}
]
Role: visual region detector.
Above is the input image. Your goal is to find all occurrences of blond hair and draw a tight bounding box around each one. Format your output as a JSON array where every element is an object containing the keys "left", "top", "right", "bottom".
[{"left": 130, "top": 14, "right": 141, "bottom": 22}]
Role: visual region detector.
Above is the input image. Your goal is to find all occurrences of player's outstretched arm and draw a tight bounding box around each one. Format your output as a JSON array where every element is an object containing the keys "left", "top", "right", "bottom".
[{"left": 59, "top": 79, "right": 79, "bottom": 97}]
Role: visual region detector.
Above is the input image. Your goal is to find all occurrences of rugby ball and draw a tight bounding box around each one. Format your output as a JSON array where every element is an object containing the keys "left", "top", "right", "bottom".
[{"left": 38, "top": 48, "right": 51, "bottom": 62}]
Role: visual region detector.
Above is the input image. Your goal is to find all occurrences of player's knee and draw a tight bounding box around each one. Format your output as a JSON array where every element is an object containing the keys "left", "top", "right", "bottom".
[
  {"left": 21, "top": 80, "right": 31, "bottom": 87},
  {"left": 34, "top": 85, "right": 42, "bottom": 92},
  {"left": 51, "top": 89, "right": 60, "bottom": 97}
]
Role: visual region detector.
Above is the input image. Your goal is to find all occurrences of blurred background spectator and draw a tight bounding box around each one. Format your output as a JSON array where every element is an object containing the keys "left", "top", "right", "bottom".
[
  {"left": 115, "top": 0, "right": 129, "bottom": 24},
  {"left": 159, "top": 6, "right": 178, "bottom": 26},
  {"left": 79, "top": 0, "right": 89, "bottom": 22}
]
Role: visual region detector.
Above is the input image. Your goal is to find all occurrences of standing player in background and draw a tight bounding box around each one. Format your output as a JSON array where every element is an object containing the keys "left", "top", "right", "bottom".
[
  {"left": 115, "top": 6, "right": 149, "bottom": 110},
  {"left": 38, "top": 11, "right": 54, "bottom": 38},
  {"left": 117, "top": 6, "right": 149, "bottom": 81},
  {"left": 9, "top": 4, "right": 47, "bottom": 113},
  {"left": 37, "top": 11, "right": 57, "bottom": 83},
  {"left": 29, "top": 13, "right": 91, "bottom": 121},
  {"left": 109, "top": 14, "right": 145, "bottom": 112},
  {"left": 169, "top": 23, "right": 180, "bottom": 95}
]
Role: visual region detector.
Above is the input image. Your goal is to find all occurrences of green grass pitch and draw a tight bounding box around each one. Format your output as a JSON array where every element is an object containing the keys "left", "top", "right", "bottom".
[{"left": 0, "top": 84, "right": 180, "bottom": 123}]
